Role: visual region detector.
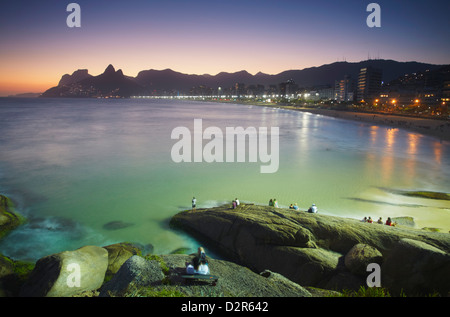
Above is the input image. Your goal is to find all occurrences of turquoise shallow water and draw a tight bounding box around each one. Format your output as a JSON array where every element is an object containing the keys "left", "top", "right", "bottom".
[{"left": 0, "top": 98, "right": 449, "bottom": 261}]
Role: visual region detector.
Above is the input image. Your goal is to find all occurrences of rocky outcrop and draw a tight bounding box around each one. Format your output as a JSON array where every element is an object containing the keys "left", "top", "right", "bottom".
[
  {"left": 0, "top": 195, "right": 25, "bottom": 239},
  {"left": 0, "top": 254, "right": 34, "bottom": 297},
  {"left": 381, "top": 238, "right": 450, "bottom": 296},
  {"left": 170, "top": 204, "right": 450, "bottom": 295},
  {"left": 20, "top": 245, "right": 108, "bottom": 297},
  {"left": 103, "top": 242, "right": 142, "bottom": 278},
  {"left": 2, "top": 199, "right": 449, "bottom": 297}
]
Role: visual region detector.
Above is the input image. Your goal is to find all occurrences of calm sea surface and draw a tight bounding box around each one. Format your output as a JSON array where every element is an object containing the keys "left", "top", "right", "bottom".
[{"left": 0, "top": 98, "right": 449, "bottom": 261}]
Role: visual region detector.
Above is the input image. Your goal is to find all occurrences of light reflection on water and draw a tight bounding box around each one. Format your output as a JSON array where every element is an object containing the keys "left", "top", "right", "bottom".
[{"left": 0, "top": 98, "right": 449, "bottom": 261}]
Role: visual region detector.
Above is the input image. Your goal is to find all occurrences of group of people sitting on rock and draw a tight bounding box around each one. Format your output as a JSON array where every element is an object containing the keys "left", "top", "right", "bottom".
[
  {"left": 231, "top": 198, "right": 240, "bottom": 209},
  {"left": 269, "top": 199, "right": 318, "bottom": 213},
  {"left": 268, "top": 198, "right": 279, "bottom": 208},
  {"left": 185, "top": 247, "right": 210, "bottom": 275},
  {"left": 294, "top": 203, "right": 318, "bottom": 213},
  {"left": 362, "top": 216, "right": 396, "bottom": 226}
]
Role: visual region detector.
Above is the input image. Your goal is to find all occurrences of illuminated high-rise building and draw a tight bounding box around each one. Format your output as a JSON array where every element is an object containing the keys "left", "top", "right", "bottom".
[{"left": 357, "top": 67, "right": 382, "bottom": 102}]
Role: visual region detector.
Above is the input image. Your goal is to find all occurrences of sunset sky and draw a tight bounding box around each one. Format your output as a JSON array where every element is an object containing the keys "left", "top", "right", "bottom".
[{"left": 1, "top": 0, "right": 449, "bottom": 96}]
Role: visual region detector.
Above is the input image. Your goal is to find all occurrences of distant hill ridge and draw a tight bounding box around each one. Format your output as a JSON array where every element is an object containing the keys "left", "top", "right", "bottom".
[{"left": 41, "top": 60, "right": 446, "bottom": 98}]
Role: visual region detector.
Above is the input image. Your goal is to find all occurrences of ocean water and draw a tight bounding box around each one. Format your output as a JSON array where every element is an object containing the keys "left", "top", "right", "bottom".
[{"left": 0, "top": 98, "right": 449, "bottom": 261}]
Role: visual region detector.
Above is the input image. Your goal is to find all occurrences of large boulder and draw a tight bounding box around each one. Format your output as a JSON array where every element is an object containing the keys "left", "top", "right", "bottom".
[
  {"left": 20, "top": 245, "right": 108, "bottom": 297},
  {"left": 382, "top": 238, "right": 450, "bottom": 296},
  {"left": 103, "top": 242, "right": 142, "bottom": 277},
  {"left": 344, "top": 243, "right": 383, "bottom": 276},
  {"left": 99, "top": 255, "right": 164, "bottom": 297}
]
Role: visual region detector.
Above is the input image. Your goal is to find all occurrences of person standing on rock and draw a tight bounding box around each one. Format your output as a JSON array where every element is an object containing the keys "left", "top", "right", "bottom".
[{"left": 192, "top": 197, "right": 197, "bottom": 211}]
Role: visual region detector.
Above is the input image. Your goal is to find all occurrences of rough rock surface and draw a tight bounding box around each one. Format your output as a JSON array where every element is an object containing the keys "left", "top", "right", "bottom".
[
  {"left": 100, "top": 255, "right": 164, "bottom": 297},
  {"left": 103, "top": 242, "right": 142, "bottom": 277},
  {"left": 381, "top": 238, "right": 450, "bottom": 295},
  {"left": 344, "top": 243, "right": 383, "bottom": 276}
]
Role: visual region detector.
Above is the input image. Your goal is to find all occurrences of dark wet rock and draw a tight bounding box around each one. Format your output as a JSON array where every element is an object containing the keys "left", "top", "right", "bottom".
[
  {"left": 27, "top": 216, "right": 87, "bottom": 239},
  {"left": 130, "top": 242, "right": 154, "bottom": 255},
  {"left": 0, "top": 253, "right": 34, "bottom": 297},
  {"left": 0, "top": 195, "right": 25, "bottom": 240},
  {"left": 400, "top": 190, "right": 450, "bottom": 201},
  {"left": 381, "top": 238, "right": 450, "bottom": 296},
  {"left": 103, "top": 220, "right": 134, "bottom": 230},
  {"left": 170, "top": 247, "right": 192, "bottom": 254}
]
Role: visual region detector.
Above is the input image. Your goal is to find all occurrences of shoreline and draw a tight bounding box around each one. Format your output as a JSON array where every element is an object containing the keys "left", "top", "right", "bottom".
[
  {"left": 206, "top": 98, "right": 450, "bottom": 142},
  {"left": 258, "top": 104, "right": 450, "bottom": 142},
  {"left": 294, "top": 107, "right": 450, "bottom": 142}
]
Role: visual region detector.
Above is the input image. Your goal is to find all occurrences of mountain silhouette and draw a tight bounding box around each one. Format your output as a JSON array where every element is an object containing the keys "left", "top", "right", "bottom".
[
  {"left": 58, "top": 69, "right": 92, "bottom": 86},
  {"left": 41, "top": 64, "right": 145, "bottom": 98},
  {"left": 41, "top": 60, "right": 445, "bottom": 98}
]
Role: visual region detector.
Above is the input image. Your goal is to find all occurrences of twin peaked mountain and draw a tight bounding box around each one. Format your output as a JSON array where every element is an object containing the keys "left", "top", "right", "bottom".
[
  {"left": 41, "top": 65, "right": 142, "bottom": 98},
  {"left": 41, "top": 60, "right": 443, "bottom": 98}
]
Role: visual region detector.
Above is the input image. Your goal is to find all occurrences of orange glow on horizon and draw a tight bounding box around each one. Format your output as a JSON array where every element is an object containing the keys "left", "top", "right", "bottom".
[
  {"left": 0, "top": 50, "right": 335, "bottom": 96},
  {"left": 0, "top": 80, "right": 55, "bottom": 96}
]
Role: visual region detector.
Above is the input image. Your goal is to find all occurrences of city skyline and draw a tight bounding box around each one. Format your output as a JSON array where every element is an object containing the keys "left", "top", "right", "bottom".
[{"left": 1, "top": 0, "right": 449, "bottom": 96}]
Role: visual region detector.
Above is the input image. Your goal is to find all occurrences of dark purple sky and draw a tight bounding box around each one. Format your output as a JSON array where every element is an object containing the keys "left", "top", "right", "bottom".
[{"left": 1, "top": 0, "right": 449, "bottom": 95}]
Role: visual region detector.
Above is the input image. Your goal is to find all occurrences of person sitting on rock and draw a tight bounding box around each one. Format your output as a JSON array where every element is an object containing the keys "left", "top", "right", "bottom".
[
  {"left": 197, "top": 261, "right": 210, "bottom": 275},
  {"left": 293, "top": 203, "right": 299, "bottom": 210},
  {"left": 386, "top": 217, "right": 394, "bottom": 226},
  {"left": 186, "top": 247, "right": 210, "bottom": 275},
  {"left": 185, "top": 262, "right": 195, "bottom": 274},
  {"left": 307, "top": 203, "right": 318, "bottom": 213},
  {"left": 377, "top": 217, "right": 383, "bottom": 224},
  {"left": 193, "top": 247, "right": 209, "bottom": 275}
]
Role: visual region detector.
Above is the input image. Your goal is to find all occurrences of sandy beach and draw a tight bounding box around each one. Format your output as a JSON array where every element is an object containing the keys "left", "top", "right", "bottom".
[{"left": 278, "top": 107, "right": 450, "bottom": 142}]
